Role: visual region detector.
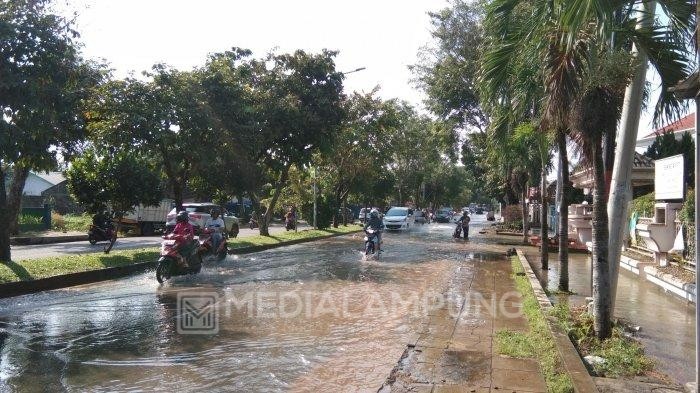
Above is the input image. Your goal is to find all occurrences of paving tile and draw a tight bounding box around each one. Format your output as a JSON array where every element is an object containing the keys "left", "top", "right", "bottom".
[
  {"left": 433, "top": 384, "right": 490, "bottom": 393},
  {"left": 491, "top": 369, "right": 547, "bottom": 392},
  {"left": 491, "top": 356, "right": 540, "bottom": 372}
]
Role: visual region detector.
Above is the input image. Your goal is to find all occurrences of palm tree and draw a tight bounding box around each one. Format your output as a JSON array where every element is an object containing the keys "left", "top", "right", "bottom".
[{"left": 480, "top": 0, "right": 693, "bottom": 339}]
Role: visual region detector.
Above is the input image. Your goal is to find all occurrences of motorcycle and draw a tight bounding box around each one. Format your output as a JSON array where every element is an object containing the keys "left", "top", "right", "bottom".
[
  {"left": 198, "top": 227, "right": 228, "bottom": 261},
  {"left": 248, "top": 218, "right": 258, "bottom": 229},
  {"left": 452, "top": 223, "right": 462, "bottom": 238},
  {"left": 155, "top": 233, "right": 203, "bottom": 284},
  {"left": 88, "top": 222, "right": 115, "bottom": 245},
  {"left": 285, "top": 217, "right": 296, "bottom": 231},
  {"left": 364, "top": 228, "right": 380, "bottom": 255}
]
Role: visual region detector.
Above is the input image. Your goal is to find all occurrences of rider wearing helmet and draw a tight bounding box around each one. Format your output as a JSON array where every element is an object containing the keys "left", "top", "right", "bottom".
[
  {"left": 173, "top": 210, "right": 195, "bottom": 267},
  {"left": 364, "top": 208, "right": 384, "bottom": 252}
]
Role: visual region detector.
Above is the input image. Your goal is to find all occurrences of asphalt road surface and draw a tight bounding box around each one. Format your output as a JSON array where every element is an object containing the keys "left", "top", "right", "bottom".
[{"left": 10, "top": 223, "right": 312, "bottom": 261}]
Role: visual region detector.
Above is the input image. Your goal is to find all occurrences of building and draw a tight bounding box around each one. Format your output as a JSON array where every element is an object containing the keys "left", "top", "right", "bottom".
[{"left": 636, "top": 112, "right": 696, "bottom": 152}]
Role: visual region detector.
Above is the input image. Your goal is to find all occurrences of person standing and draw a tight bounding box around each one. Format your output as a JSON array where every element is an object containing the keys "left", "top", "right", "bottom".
[{"left": 458, "top": 211, "right": 471, "bottom": 240}]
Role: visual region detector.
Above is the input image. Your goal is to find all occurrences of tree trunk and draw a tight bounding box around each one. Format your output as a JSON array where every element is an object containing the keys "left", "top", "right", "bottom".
[
  {"left": 7, "top": 165, "right": 30, "bottom": 236},
  {"left": 540, "top": 168, "right": 549, "bottom": 270},
  {"left": 557, "top": 131, "right": 570, "bottom": 292},
  {"left": 0, "top": 166, "right": 11, "bottom": 262},
  {"left": 607, "top": 1, "right": 653, "bottom": 311},
  {"left": 521, "top": 184, "right": 529, "bottom": 245},
  {"left": 592, "top": 140, "right": 612, "bottom": 339},
  {"left": 172, "top": 179, "right": 184, "bottom": 212},
  {"left": 259, "top": 165, "right": 290, "bottom": 236}
]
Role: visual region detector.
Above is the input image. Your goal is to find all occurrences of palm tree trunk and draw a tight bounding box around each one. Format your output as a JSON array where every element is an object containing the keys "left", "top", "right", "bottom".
[
  {"left": 521, "top": 184, "right": 529, "bottom": 245},
  {"left": 260, "top": 164, "right": 290, "bottom": 236},
  {"left": 592, "top": 140, "right": 612, "bottom": 339},
  {"left": 607, "top": 1, "right": 653, "bottom": 311},
  {"left": 557, "top": 131, "right": 569, "bottom": 291},
  {"left": 540, "top": 168, "right": 549, "bottom": 270}
]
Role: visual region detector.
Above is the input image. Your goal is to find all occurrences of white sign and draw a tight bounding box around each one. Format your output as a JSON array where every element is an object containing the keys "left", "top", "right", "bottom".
[{"left": 655, "top": 154, "right": 685, "bottom": 200}]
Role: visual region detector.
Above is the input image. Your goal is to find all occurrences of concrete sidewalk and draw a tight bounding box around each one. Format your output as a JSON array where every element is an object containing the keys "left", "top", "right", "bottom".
[{"left": 380, "top": 241, "right": 548, "bottom": 392}]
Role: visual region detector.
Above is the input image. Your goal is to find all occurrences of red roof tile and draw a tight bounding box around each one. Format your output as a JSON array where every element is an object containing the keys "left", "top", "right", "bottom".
[{"left": 642, "top": 112, "right": 695, "bottom": 139}]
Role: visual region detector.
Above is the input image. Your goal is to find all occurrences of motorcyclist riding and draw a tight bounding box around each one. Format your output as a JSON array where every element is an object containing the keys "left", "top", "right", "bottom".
[
  {"left": 364, "top": 208, "right": 384, "bottom": 252},
  {"left": 172, "top": 210, "right": 195, "bottom": 267},
  {"left": 204, "top": 208, "right": 225, "bottom": 251}
]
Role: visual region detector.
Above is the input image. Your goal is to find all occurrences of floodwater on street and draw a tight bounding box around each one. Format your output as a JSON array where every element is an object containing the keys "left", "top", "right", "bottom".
[
  {"left": 527, "top": 249, "right": 696, "bottom": 385},
  {"left": 0, "top": 218, "right": 495, "bottom": 392}
]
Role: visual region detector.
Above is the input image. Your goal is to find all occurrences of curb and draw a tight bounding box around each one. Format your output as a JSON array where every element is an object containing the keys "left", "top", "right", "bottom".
[
  {"left": 0, "top": 229, "right": 362, "bottom": 298},
  {"left": 10, "top": 235, "right": 89, "bottom": 246},
  {"left": 515, "top": 249, "right": 599, "bottom": 393},
  {"left": 620, "top": 255, "right": 696, "bottom": 303},
  {"left": 0, "top": 262, "right": 156, "bottom": 299},
  {"left": 228, "top": 229, "right": 362, "bottom": 254}
]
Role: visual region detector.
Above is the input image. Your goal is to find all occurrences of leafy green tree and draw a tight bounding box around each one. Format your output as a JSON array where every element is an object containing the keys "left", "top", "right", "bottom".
[
  {"left": 645, "top": 131, "right": 695, "bottom": 187},
  {"left": 86, "top": 66, "right": 216, "bottom": 211},
  {"left": 0, "top": 0, "right": 102, "bottom": 261},
  {"left": 66, "top": 148, "right": 163, "bottom": 252},
  {"left": 196, "top": 48, "right": 265, "bottom": 205},
  {"left": 412, "top": 0, "right": 487, "bottom": 132},
  {"left": 249, "top": 50, "right": 345, "bottom": 235}
]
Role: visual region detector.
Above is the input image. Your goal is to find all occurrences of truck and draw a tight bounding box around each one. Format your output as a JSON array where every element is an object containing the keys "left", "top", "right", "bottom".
[{"left": 118, "top": 199, "right": 174, "bottom": 236}]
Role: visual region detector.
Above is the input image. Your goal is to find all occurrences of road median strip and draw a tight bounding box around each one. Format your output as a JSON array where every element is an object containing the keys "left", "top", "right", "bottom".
[{"left": 0, "top": 226, "right": 361, "bottom": 298}]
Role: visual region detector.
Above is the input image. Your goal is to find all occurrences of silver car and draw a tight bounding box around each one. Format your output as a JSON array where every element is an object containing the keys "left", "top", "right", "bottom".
[{"left": 166, "top": 203, "right": 239, "bottom": 235}]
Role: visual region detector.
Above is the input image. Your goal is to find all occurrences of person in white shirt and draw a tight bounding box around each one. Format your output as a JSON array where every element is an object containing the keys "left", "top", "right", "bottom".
[{"left": 204, "top": 209, "right": 226, "bottom": 251}]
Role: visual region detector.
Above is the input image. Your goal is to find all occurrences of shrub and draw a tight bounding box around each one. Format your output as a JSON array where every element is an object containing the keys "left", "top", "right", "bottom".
[
  {"left": 51, "top": 212, "right": 66, "bottom": 231},
  {"left": 301, "top": 196, "right": 334, "bottom": 230},
  {"left": 502, "top": 204, "right": 523, "bottom": 223},
  {"left": 631, "top": 192, "right": 654, "bottom": 218}
]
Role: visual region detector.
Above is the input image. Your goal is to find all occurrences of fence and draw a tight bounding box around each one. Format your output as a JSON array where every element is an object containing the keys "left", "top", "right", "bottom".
[{"left": 19, "top": 204, "right": 52, "bottom": 231}]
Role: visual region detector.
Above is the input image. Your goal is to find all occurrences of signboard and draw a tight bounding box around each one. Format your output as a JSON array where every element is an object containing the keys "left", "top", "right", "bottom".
[{"left": 654, "top": 154, "right": 685, "bottom": 201}]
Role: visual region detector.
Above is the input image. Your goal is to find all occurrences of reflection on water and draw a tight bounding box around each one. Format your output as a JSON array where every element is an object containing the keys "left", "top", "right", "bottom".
[
  {"left": 0, "top": 224, "right": 487, "bottom": 392},
  {"left": 527, "top": 251, "right": 696, "bottom": 385}
]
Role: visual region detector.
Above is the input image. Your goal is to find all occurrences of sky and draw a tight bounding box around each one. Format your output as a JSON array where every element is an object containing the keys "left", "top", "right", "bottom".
[
  {"left": 56, "top": 0, "right": 684, "bottom": 139},
  {"left": 58, "top": 0, "right": 448, "bottom": 110}
]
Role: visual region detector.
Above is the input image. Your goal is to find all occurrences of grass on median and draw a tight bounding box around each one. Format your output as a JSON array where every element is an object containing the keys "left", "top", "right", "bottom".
[
  {"left": 0, "top": 225, "right": 361, "bottom": 284},
  {"left": 550, "top": 302, "right": 654, "bottom": 378},
  {"left": 494, "top": 256, "right": 574, "bottom": 393},
  {"left": 229, "top": 225, "right": 360, "bottom": 249},
  {"left": 0, "top": 248, "right": 159, "bottom": 284}
]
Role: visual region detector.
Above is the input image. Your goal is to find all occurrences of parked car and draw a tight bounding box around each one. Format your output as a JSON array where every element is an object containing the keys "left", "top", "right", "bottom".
[
  {"left": 359, "top": 208, "right": 369, "bottom": 223},
  {"left": 414, "top": 210, "right": 427, "bottom": 224},
  {"left": 435, "top": 208, "right": 453, "bottom": 223},
  {"left": 383, "top": 207, "right": 415, "bottom": 230},
  {"left": 166, "top": 203, "right": 239, "bottom": 235}
]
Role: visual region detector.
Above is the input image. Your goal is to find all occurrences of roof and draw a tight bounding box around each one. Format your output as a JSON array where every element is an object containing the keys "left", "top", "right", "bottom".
[
  {"left": 641, "top": 112, "right": 695, "bottom": 140},
  {"left": 633, "top": 152, "right": 655, "bottom": 168},
  {"left": 571, "top": 152, "right": 654, "bottom": 189},
  {"left": 32, "top": 171, "right": 66, "bottom": 185}
]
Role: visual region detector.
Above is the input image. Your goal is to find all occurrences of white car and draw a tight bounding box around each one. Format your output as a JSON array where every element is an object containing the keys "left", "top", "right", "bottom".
[
  {"left": 166, "top": 203, "right": 239, "bottom": 235},
  {"left": 383, "top": 207, "right": 415, "bottom": 230}
]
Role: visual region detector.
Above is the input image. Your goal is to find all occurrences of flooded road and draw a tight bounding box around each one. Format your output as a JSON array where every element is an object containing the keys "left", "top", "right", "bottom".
[
  {"left": 526, "top": 249, "right": 696, "bottom": 385},
  {"left": 0, "top": 219, "right": 491, "bottom": 392}
]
